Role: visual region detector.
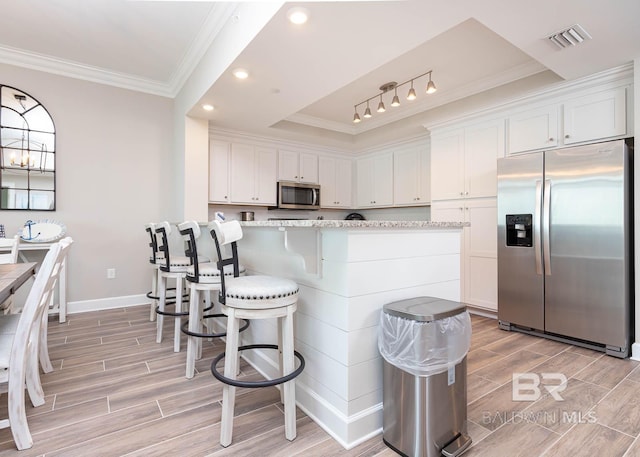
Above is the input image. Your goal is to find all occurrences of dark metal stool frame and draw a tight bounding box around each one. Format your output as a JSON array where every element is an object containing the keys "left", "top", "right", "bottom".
[
  {"left": 154, "top": 224, "right": 191, "bottom": 319},
  {"left": 145, "top": 224, "right": 186, "bottom": 309},
  {"left": 208, "top": 227, "right": 305, "bottom": 389},
  {"left": 178, "top": 224, "right": 248, "bottom": 339}
]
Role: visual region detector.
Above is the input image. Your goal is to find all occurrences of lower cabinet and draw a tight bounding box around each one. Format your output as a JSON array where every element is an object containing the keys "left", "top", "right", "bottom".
[{"left": 431, "top": 198, "right": 497, "bottom": 311}]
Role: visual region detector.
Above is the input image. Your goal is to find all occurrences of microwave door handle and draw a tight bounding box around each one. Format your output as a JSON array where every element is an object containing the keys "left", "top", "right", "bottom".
[{"left": 312, "top": 188, "right": 318, "bottom": 206}]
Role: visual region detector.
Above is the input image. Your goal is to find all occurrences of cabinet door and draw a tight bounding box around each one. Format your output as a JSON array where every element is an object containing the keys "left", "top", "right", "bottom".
[
  {"left": 254, "top": 147, "right": 277, "bottom": 205},
  {"left": 356, "top": 156, "right": 375, "bottom": 207},
  {"left": 394, "top": 147, "right": 429, "bottom": 205},
  {"left": 278, "top": 149, "right": 299, "bottom": 182},
  {"left": 431, "top": 131, "right": 464, "bottom": 200},
  {"left": 318, "top": 157, "right": 336, "bottom": 207},
  {"left": 209, "top": 140, "right": 229, "bottom": 203},
  {"left": 464, "top": 198, "right": 497, "bottom": 311},
  {"left": 373, "top": 153, "right": 393, "bottom": 206},
  {"left": 465, "top": 119, "right": 504, "bottom": 198},
  {"left": 299, "top": 153, "right": 318, "bottom": 183},
  {"left": 334, "top": 158, "right": 352, "bottom": 207},
  {"left": 563, "top": 88, "right": 626, "bottom": 145},
  {"left": 319, "top": 157, "right": 352, "bottom": 208},
  {"left": 508, "top": 105, "right": 559, "bottom": 154},
  {"left": 230, "top": 143, "right": 256, "bottom": 204},
  {"left": 430, "top": 200, "right": 465, "bottom": 223}
]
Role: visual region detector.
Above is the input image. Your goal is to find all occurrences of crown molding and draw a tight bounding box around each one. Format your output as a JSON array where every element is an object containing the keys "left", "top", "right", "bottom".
[
  {"left": 426, "top": 61, "right": 634, "bottom": 131},
  {"left": 0, "top": 44, "right": 174, "bottom": 97},
  {"left": 166, "top": 3, "right": 238, "bottom": 97},
  {"left": 0, "top": 4, "right": 235, "bottom": 99}
]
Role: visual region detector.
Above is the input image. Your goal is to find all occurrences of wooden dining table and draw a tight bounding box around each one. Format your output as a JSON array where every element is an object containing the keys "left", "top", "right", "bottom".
[{"left": 0, "top": 262, "right": 37, "bottom": 305}]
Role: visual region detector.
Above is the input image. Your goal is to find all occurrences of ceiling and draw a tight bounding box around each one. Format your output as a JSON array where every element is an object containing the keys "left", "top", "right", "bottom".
[{"left": 1, "top": 0, "right": 639, "bottom": 151}]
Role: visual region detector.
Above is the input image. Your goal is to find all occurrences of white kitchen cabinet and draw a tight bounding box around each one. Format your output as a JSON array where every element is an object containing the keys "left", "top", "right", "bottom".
[
  {"left": 278, "top": 150, "right": 318, "bottom": 184},
  {"left": 431, "top": 118, "right": 504, "bottom": 201},
  {"left": 507, "top": 104, "right": 559, "bottom": 154},
  {"left": 563, "top": 87, "right": 627, "bottom": 145},
  {"left": 356, "top": 153, "right": 393, "bottom": 208},
  {"left": 431, "top": 198, "right": 497, "bottom": 311},
  {"left": 430, "top": 130, "right": 464, "bottom": 201},
  {"left": 393, "top": 145, "right": 430, "bottom": 206},
  {"left": 230, "top": 143, "right": 277, "bottom": 205},
  {"left": 209, "top": 140, "right": 230, "bottom": 203},
  {"left": 318, "top": 156, "right": 352, "bottom": 208}
]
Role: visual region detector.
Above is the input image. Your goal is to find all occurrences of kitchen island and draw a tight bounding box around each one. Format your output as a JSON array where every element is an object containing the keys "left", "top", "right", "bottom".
[{"left": 216, "top": 220, "right": 465, "bottom": 449}]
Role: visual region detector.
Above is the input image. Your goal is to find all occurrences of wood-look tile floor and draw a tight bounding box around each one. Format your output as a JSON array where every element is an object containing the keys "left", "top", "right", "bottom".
[{"left": 1, "top": 307, "right": 639, "bottom": 456}]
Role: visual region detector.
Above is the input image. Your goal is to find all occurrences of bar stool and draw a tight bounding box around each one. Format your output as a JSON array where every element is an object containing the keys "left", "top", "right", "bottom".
[
  {"left": 177, "top": 220, "right": 249, "bottom": 379},
  {"left": 145, "top": 223, "right": 162, "bottom": 322},
  {"left": 155, "top": 221, "right": 209, "bottom": 353},
  {"left": 209, "top": 220, "right": 305, "bottom": 447}
]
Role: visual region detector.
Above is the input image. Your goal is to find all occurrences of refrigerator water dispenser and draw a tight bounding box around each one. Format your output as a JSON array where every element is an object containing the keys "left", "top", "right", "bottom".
[{"left": 505, "top": 214, "right": 532, "bottom": 247}]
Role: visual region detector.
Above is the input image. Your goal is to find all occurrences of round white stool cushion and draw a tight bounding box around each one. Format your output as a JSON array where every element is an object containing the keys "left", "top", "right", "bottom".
[{"left": 225, "top": 276, "right": 298, "bottom": 310}]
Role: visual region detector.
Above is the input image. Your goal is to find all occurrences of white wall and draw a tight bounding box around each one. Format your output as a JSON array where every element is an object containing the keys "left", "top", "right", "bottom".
[{"left": 0, "top": 63, "right": 174, "bottom": 306}]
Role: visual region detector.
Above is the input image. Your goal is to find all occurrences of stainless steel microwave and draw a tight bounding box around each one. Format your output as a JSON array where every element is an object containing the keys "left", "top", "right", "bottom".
[{"left": 276, "top": 181, "right": 320, "bottom": 210}]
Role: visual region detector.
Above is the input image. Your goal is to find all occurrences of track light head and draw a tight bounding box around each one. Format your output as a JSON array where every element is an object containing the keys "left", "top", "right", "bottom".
[{"left": 407, "top": 86, "right": 417, "bottom": 101}]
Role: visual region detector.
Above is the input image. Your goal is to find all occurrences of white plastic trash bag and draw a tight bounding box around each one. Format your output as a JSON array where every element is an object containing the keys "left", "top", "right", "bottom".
[{"left": 378, "top": 310, "right": 471, "bottom": 377}]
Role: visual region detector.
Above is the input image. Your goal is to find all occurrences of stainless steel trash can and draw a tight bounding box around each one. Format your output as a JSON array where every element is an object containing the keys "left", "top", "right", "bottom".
[{"left": 379, "top": 297, "right": 472, "bottom": 457}]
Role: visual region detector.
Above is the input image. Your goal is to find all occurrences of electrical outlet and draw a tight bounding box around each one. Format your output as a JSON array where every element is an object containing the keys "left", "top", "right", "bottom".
[{"left": 107, "top": 268, "right": 116, "bottom": 279}]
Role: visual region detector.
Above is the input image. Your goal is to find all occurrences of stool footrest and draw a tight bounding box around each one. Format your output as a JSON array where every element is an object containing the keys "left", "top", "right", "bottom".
[
  {"left": 211, "top": 344, "right": 305, "bottom": 388},
  {"left": 146, "top": 287, "right": 188, "bottom": 301},
  {"left": 181, "top": 315, "right": 250, "bottom": 338},
  {"left": 155, "top": 305, "right": 189, "bottom": 317}
]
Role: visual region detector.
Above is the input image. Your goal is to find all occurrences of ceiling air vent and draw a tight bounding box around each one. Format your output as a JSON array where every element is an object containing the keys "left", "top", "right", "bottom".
[{"left": 547, "top": 24, "right": 591, "bottom": 49}]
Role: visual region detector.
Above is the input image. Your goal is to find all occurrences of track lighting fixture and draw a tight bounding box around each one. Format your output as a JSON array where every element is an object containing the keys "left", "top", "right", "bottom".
[{"left": 352, "top": 70, "right": 436, "bottom": 123}]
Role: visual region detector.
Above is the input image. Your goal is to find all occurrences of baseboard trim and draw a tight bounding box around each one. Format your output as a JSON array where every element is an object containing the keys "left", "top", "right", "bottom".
[
  {"left": 67, "top": 294, "right": 149, "bottom": 315},
  {"left": 239, "top": 345, "right": 383, "bottom": 450}
]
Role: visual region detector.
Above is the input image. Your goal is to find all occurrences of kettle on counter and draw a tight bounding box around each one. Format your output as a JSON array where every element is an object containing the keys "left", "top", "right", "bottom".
[{"left": 345, "top": 213, "right": 365, "bottom": 221}]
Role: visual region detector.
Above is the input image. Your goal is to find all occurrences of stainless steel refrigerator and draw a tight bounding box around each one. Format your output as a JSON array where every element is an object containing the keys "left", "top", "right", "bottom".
[{"left": 497, "top": 138, "right": 633, "bottom": 357}]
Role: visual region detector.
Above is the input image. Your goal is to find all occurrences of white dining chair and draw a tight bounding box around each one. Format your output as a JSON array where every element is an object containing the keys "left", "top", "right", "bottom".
[
  {"left": 0, "top": 236, "right": 20, "bottom": 315},
  {"left": 38, "top": 237, "right": 73, "bottom": 373},
  {"left": 0, "top": 237, "right": 70, "bottom": 450}
]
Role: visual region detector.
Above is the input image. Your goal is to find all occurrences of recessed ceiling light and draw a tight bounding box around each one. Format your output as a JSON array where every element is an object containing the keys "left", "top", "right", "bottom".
[
  {"left": 202, "top": 104, "right": 214, "bottom": 111},
  {"left": 232, "top": 68, "right": 249, "bottom": 79},
  {"left": 287, "top": 7, "right": 309, "bottom": 25}
]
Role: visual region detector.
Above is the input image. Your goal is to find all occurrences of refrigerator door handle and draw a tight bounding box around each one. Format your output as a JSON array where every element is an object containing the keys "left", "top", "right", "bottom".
[
  {"left": 535, "top": 180, "right": 543, "bottom": 275},
  {"left": 543, "top": 179, "right": 552, "bottom": 276}
]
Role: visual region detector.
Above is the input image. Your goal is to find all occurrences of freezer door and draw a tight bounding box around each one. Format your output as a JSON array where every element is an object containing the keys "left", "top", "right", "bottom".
[
  {"left": 544, "top": 140, "right": 630, "bottom": 350},
  {"left": 497, "top": 152, "right": 544, "bottom": 330}
]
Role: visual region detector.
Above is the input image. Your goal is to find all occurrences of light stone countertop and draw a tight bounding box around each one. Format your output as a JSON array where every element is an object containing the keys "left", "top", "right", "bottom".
[{"left": 237, "top": 220, "right": 467, "bottom": 229}]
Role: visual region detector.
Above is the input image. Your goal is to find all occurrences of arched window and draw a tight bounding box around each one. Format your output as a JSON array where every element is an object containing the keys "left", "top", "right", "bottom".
[{"left": 0, "top": 86, "right": 56, "bottom": 210}]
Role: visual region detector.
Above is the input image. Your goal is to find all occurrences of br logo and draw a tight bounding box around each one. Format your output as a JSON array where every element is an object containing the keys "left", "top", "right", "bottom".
[{"left": 512, "top": 373, "right": 567, "bottom": 401}]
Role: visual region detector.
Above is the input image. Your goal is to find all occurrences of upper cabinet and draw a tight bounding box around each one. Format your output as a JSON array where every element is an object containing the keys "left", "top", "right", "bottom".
[
  {"left": 431, "top": 118, "right": 504, "bottom": 201},
  {"left": 209, "top": 140, "right": 230, "bottom": 203},
  {"left": 507, "top": 104, "right": 559, "bottom": 154},
  {"left": 356, "top": 152, "right": 393, "bottom": 208},
  {"left": 563, "top": 87, "right": 627, "bottom": 145},
  {"left": 393, "top": 144, "right": 430, "bottom": 206},
  {"left": 507, "top": 87, "right": 628, "bottom": 154},
  {"left": 278, "top": 150, "right": 318, "bottom": 184},
  {"left": 229, "top": 143, "right": 277, "bottom": 206},
  {"left": 318, "top": 156, "right": 352, "bottom": 208}
]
